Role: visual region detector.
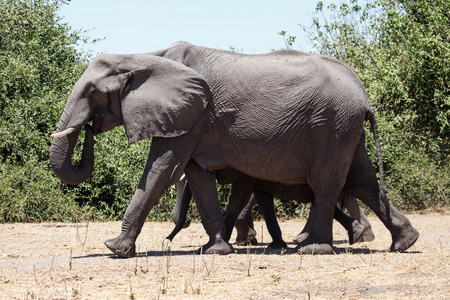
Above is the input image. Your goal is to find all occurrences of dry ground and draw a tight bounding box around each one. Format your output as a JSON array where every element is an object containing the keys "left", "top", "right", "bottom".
[{"left": 0, "top": 212, "right": 449, "bottom": 299}]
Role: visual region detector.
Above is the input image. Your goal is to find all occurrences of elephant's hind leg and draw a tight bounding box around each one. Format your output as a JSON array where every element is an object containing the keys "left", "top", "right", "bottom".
[
  {"left": 332, "top": 205, "right": 366, "bottom": 245},
  {"left": 343, "top": 195, "right": 375, "bottom": 242},
  {"left": 295, "top": 196, "right": 337, "bottom": 255},
  {"left": 295, "top": 142, "right": 355, "bottom": 255},
  {"left": 344, "top": 149, "right": 419, "bottom": 252}
]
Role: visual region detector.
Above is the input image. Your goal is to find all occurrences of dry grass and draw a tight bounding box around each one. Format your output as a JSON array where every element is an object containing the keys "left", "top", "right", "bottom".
[{"left": 0, "top": 212, "right": 448, "bottom": 299}]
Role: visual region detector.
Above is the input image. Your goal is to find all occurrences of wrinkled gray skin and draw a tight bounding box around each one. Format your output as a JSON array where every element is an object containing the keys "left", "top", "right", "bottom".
[
  {"left": 290, "top": 195, "right": 375, "bottom": 245},
  {"left": 170, "top": 176, "right": 374, "bottom": 249},
  {"left": 50, "top": 42, "right": 419, "bottom": 257},
  {"left": 233, "top": 193, "right": 375, "bottom": 247}
]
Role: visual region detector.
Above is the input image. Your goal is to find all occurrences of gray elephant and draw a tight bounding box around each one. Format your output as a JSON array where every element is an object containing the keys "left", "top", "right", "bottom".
[
  {"left": 50, "top": 41, "right": 419, "bottom": 257},
  {"left": 169, "top": 175, "right": 374, "bottom": 249},
  {"left": 232, "top": 193, "right": 375, "bottom": 247},
  {"left": 290, "top": 195, "right": 375, "bottom": 245}
]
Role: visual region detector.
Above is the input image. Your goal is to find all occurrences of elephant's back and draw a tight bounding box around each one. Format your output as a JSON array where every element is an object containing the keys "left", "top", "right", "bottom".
[{"left": 196, "top": 47, "right": 372, "bottom": 183}]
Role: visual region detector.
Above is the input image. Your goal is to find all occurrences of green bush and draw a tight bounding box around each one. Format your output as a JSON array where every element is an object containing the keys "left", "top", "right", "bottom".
[
  {"left": 1, "top": 0, "right": 448, "bottom": 224},
  {"left": 377, "top": 116, "right": 450, "bottom": 210},
  {"left": 0, "top": 0, "right": 92, "bottom": 222},
  {"left": 0, "top": 0, "right": 188, "bottom": 222},
  {"left": 301, "top": 0, "right": 449, "bottom": 210},
  {"left": 0, "top": 161, "right": 86, "bottom": 222}
]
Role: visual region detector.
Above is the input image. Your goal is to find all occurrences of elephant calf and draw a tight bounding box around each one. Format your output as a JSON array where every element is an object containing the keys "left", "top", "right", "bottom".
[
  {"left": 169, "top": 173, "right": 375, "bottom": 249},
  {"left": 233, "top": 193, "right": 375, "bottom": 247}
]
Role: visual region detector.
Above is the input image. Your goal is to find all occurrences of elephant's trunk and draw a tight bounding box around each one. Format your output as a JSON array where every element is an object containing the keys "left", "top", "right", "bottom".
[{"left": 50, "top": 124, "right": 94, "bottom": 185}]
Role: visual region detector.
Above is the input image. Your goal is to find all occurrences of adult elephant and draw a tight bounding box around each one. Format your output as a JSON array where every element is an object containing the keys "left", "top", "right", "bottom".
[
  {"left": 169, "top": 176, "right": 373, "bottom": 249},
  {"left": 50, "top": 41, "right": 419, "bottom": 257}
]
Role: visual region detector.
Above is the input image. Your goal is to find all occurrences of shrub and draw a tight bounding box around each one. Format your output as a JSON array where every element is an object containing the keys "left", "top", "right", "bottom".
[{"left": 300, "top": 0, "right": 449, "bottom": 210}]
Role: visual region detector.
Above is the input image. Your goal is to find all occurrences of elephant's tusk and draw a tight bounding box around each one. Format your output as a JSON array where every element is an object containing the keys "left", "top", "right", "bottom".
[{"left": 51, "top": 127, "right": 76, "bottom": 138}]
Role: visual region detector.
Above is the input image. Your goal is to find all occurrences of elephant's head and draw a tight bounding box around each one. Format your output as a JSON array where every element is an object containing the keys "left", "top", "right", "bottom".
[{"left": 50, "top": 54, "right": 210, "bottom": 185}]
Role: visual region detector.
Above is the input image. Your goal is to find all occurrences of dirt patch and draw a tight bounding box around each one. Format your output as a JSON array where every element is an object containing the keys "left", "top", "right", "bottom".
[{"left": 1, "top": 213, "right": 449, "bottom": 299}]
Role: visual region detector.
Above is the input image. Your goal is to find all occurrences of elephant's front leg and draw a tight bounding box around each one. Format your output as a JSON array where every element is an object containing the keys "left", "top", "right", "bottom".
[
  {"left": 105, "top": 140, "right": 186, "bottom": 258},
  {"left": 223, "top": 175, "right": 256, "bottom": 242},
  {"left": 185, "top": 161, "right": 233, "bottom": 255},
  {"left": 250, "top": 190, "right": 287, "bottom": 249},
  {"left": 234, "top": 195, "right": 258, "bottom": 245}
]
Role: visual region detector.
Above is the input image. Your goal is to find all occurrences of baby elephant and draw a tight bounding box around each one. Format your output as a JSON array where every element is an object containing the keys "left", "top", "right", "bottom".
[
  {"left": 169, "top": 172, "right": 375, "bottom": 249},
  {"left": 234, "top": 192, "right": 375, "bottom": 247}
]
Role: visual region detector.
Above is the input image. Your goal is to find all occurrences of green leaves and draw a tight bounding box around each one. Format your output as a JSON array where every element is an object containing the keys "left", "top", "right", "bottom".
[
  {"left": 0, "top": 160, "right": 85, "bottom": 222},
  {"left": 0, "top": 0, "right": 93, "bottom": 221},
  {"left": 0, "top": 0, "right": 209, "bottom": 222},
  {"left": 278, "top": 31, "right": 297, "bottom": 49},
  {"left": 302, "top": 0, "right": 450, "bottom": 210}
]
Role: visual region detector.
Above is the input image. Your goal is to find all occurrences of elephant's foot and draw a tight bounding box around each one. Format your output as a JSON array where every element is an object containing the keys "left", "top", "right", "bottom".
[
  {"left": 293, "top": 232, "right": 308, "bottom": 245},
  {"left": 295, "top": 242, "right": 333, "bottom": 255},
  {"left": 390, "top": 225, "right": 419, "bottom": 252},
  {"left": 268, "top": 240, "right": 288, "bottom": 249},
  {"left": 236, "top": 237, "right": 258, "bottom": 246},
  {"left": 236, "top": 227, "right": 257, "bottom": 246},
  {"left": 199, "top": 240, "right": 233, "bottom": 255},
  {"left": 105, "top": 235, "right": 136, "bottom": 258},
  {"left": 295, "top": 243, "right": 333, "bottom": 255},
  {"left": 348, "top": 220, "right": 366, "bottom": 245},
  {"left": 295, "top": 235, "right": 333, "bottom": 255},
  {"left": 360, "top": 226, "right": 375, "bottom": 242}
]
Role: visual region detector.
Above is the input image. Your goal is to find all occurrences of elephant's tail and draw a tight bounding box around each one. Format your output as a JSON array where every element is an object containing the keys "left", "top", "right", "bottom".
[{"left": 366, "top": 110, "right": 388, "bottom": 199}]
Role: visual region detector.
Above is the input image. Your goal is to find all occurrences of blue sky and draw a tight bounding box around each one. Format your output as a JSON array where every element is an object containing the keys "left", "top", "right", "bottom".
[{"left": 59, "top": 0, "right": 332, "bottom": 55}]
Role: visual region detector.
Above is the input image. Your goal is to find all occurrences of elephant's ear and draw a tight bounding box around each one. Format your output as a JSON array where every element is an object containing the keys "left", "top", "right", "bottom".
[{"left": 120, "top": 56, "right": 211, "bottom": 143}]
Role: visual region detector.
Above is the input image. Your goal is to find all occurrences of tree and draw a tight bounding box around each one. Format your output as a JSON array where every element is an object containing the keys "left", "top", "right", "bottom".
[
  {"left": 0, "top": 0, "right": 181, "bottom": 222},
  {"left": 300, "top": 0, "right": 449, "bottom": 209},
  {"left": 0, "top": 0, "right": 94, "bottom": 221},
  {"left": 0, "top": 0, "right": 88, "bottom": 163}
]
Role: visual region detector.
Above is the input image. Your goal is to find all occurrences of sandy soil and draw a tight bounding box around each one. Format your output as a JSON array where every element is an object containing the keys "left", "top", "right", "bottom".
[{"left": 0, "top": 212, "right": 449, "bottom": 299}]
